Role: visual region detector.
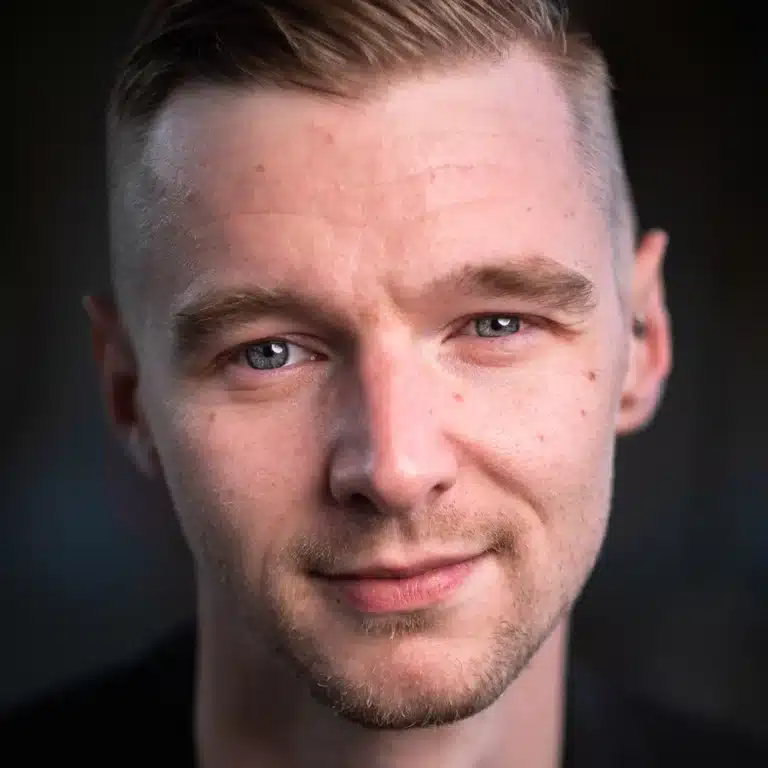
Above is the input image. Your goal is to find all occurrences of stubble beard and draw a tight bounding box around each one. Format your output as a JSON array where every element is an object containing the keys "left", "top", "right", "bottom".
[{"left": 215, "top": 552, "right": 572, "bottom": 731}]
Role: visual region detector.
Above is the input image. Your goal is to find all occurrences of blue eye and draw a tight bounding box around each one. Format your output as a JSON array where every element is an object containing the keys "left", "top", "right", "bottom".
[
  {"left": 471, "top": 316, "right": 522, "bottom": 338},
  {"left": 241, "top": 340, "right": 318, "bottom": 371},
  {"left": 244, "top": 341, "right": 290, "bottom": 370}
]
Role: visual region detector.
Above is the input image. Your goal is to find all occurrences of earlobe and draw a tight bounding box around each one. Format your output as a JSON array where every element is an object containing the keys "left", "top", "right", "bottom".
[{"left": 83, "top": 294, "right": 159, "bottom": 477}]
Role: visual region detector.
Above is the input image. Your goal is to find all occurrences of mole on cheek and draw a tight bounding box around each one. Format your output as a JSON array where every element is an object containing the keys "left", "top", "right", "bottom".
[
  {"left": 587, "top": 371, "right": 597, "bottom": 382},
  {"left": 581, "top": 409, "right": 587, "bottom": 418}
]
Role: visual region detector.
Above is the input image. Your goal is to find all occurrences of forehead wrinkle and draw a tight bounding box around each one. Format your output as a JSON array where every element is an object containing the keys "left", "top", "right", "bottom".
[{"left": 164, "top": 163, "right": 533, "bottom": 240}]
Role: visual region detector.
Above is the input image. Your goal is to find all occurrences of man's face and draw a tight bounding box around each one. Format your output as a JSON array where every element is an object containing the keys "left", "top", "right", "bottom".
[{"left": 117, "top": 51, "right": 643, "bottom": 727}]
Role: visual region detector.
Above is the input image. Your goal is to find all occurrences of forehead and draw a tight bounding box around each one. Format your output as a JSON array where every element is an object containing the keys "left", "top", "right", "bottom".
[{"left": 138, "top": 49, "right": 610, "bottom": 319}]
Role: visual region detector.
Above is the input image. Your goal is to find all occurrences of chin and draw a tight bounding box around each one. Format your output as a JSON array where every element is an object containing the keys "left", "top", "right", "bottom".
[{"left": 271, "top": 601, "right": 552, "bottom": 730}]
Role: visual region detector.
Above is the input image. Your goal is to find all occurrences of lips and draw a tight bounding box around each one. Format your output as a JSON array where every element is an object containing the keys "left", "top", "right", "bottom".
[
  {"left": 326, "top": 554, "right": 481, "bottom": 580},
  {"left": 318, "top": 554, "right": 484, "bottom": 614}
]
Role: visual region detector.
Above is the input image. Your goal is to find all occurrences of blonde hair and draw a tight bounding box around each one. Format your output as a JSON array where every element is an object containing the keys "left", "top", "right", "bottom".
[{"left": 108, "top": 0, "right": 636, "bottom": 316}]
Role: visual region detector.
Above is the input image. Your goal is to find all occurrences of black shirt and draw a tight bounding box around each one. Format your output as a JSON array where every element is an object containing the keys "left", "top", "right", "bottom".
[{"left": 2, "top": 626, "right": 765, "bottom": 766}]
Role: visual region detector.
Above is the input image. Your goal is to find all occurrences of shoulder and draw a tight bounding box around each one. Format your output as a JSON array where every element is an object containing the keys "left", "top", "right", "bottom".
[
  {"left": 566, "top": 659, "right": 768, "bottom": 767},
  {"left": 0, "top": 627, "right": 195, "bottom": 764}
]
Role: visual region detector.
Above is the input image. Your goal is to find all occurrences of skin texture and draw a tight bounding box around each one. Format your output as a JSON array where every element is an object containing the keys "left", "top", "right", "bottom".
[{"left": 88, "top": 48, "right": 671, "bottom": 768}]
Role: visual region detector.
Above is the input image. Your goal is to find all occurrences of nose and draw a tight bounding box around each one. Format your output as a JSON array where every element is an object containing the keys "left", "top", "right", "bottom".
[{"left": 328, "top": 344, "right": 459, "bottom": 516}]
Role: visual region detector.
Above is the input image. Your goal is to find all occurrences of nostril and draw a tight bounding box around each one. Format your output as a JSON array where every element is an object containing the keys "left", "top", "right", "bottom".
[{"left": 346, "top": 492, "right": 372, "bottom": 513}]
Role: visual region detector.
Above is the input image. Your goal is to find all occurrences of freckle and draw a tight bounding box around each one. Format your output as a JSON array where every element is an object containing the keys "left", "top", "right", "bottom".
[
  {"left": 254, "top": 163, "right": 265, "bottom": 172},
  {"left": 581, "top": 409, "right": 587, "bottom": 418},
  {"left": 526, "top": 206, "right": 533, "bottom": 213},
  {"left": 453, "top": 393, "right": 464, "bottom": 403},
  {"left": 587, "top": 371, "right": 597, "bottom": 382},
  {"left": 537, "top": 433, "right": 545, "bottom": 442}
]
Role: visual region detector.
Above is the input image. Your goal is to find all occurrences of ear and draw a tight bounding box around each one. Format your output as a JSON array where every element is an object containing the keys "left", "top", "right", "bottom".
[
  {"left": 616, "top": 230, "right": 673, "bottom": 435},
  {"left": 83, "top": 295, "right": 159, "bottom": 477}
]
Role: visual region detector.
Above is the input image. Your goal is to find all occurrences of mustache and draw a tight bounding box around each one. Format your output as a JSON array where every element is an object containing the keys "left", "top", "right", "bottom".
[{"left": 285, "top": 512, "right": 522, "bottom": 573}]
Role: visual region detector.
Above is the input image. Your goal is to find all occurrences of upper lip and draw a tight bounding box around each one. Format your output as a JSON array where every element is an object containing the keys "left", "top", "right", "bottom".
[{"left": 321, "top": 553, "right": 483, "bottom": 580}]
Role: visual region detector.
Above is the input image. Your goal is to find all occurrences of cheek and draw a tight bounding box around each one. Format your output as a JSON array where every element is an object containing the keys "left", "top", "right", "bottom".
[
  {"left": 460, "top": 357, "right": 619, "bottom": 532},
  {"left": 486, "top": 372, "right": 616, "bottom": 591},
  {"left": 466, "top": 364, "right": 616, "bottom": 460},
  {"left": 150, "top": 398, "right": 326, "bottom": 564}
]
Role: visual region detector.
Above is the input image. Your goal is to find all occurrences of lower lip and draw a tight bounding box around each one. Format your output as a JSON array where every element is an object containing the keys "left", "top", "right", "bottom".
[{"left": 323, "top": 558, "right": 480, "bottom": 614}]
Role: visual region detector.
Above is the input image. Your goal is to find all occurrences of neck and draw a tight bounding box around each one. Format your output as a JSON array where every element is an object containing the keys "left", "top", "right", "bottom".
[{"left": 196, "top": 610, "right": 568, "bottom": 768}]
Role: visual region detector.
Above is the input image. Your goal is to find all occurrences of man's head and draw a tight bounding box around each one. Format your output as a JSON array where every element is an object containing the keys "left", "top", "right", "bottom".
[{"left": 88, "top": 0, "right": 671, "bottom": 731}]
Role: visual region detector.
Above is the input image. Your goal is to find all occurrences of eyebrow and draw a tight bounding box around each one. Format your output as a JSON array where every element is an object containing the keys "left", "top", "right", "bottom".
[
  {"left": 171, "top": 254, "right": 597, "bottom": 361},
  {"left": 423, "top": 255, "right": 597, "bottom": 316}
]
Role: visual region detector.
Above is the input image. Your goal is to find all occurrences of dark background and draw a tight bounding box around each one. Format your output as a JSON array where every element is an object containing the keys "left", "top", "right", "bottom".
[{"left": 4, "top": 0, "right": 766, "bottom": 739}]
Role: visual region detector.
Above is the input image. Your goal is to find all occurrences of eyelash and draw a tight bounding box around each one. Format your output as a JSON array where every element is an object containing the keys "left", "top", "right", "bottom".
[{"left": 221, "top": 313, "right": 539, "bottom": 373}]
